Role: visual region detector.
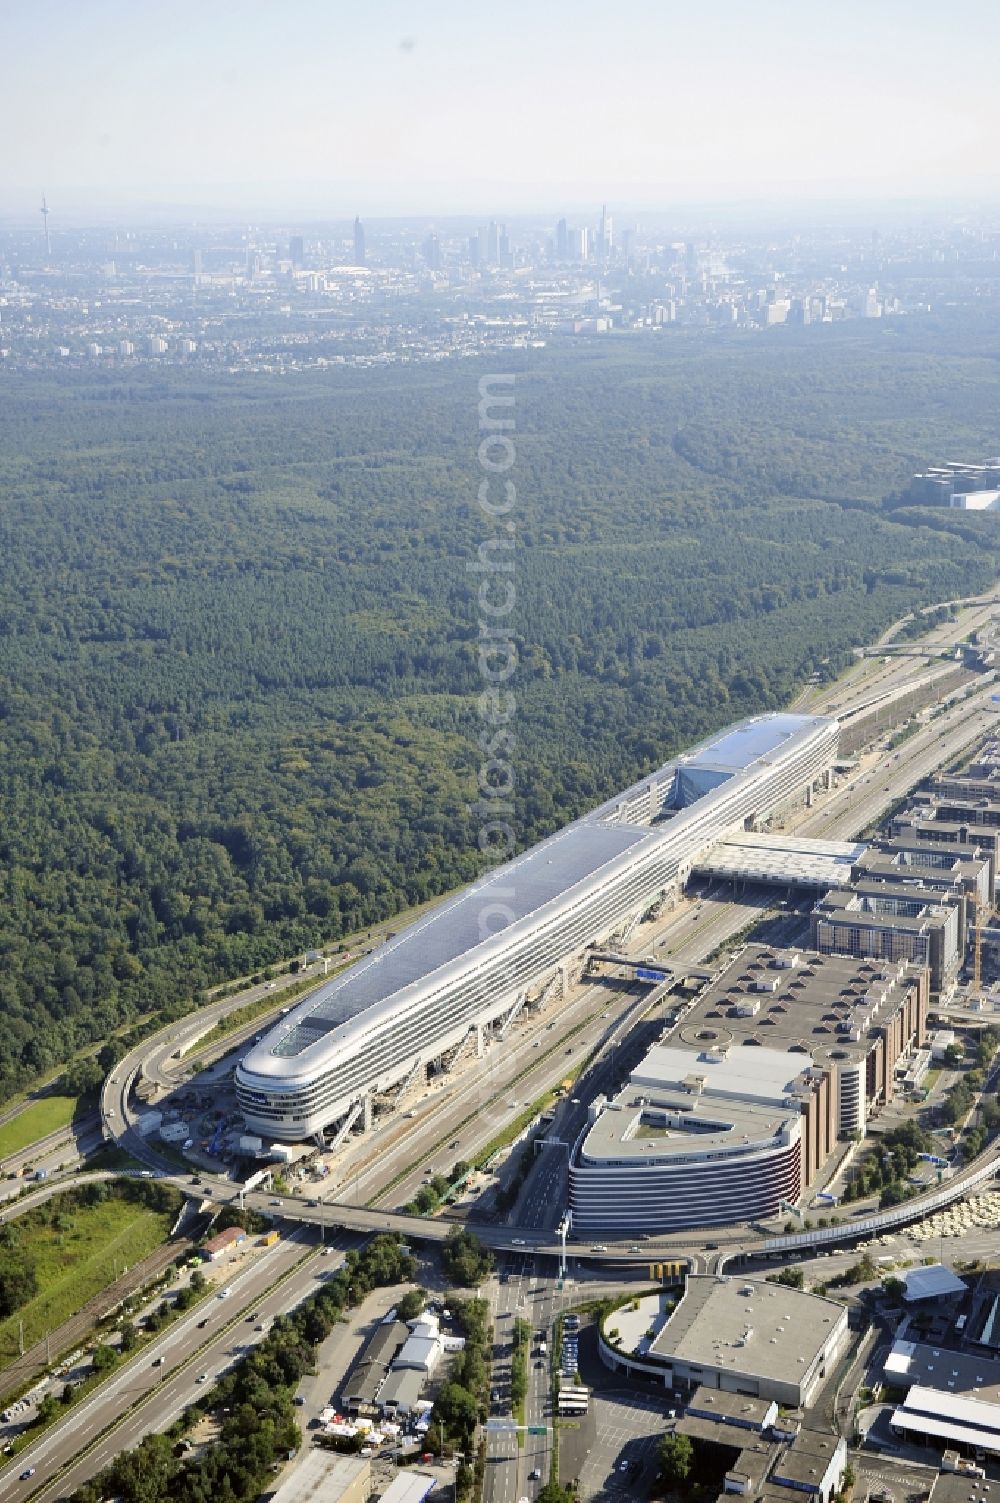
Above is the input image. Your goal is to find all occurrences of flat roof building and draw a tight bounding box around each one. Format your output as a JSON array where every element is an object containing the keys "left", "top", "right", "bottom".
[
  {"left": 569, "top": 945, "right": 927, "bottom": 1233},
  {"left": 883, "top": 1339, "right": 1000, "bottom": 1406},
  {"left": 268, "top": 1453, "right": 371, "bottom": 1503},
  {"left": 811, "top": 882, "right": 961, "bottom": 993},
  {"left": 600, "top": 1275, "right": 848, "bottom": 1408}
]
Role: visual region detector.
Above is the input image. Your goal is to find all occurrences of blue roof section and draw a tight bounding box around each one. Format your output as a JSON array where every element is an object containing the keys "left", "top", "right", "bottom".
[
  {"left": 241, "top": 711, "right": 838, "bottom": 1073},
  {"left": 686, "top": 713, "right": 815, "bottom": 772}
]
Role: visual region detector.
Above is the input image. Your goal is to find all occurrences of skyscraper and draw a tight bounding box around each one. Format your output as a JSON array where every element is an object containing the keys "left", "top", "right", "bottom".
[
  {"left": 556, "top": 218, "right": 568, "bottom": 259},
  {"left": 422, "top": 232, "right": 442, "bottom": 270},
  {"left": 289, "top": 235, "right": 305, "bottom": 268},
  {"left": 486, "top": 220, "right": 502, "bottom": 265},
  {"left": 599, "top": 204, "right": 613, "bottom": 259},
  {"left": 353, "top": 216, "right": 366, "bottom": 266}
]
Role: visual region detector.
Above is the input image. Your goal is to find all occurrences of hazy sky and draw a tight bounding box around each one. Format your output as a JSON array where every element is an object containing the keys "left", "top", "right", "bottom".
[{"left": 3, "top": 0, "right": 999, "bottom": 216}]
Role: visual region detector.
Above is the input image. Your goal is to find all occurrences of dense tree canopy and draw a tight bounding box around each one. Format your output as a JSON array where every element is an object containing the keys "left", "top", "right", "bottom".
[{"left": 3, "top": 316, "right": 1000, "bottom": 1096}]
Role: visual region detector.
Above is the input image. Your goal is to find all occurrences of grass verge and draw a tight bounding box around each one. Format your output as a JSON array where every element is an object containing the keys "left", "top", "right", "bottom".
[
  {"left": 0, "top": 1189, "right": 178, "bottom": 1368},
  {"left": 0, "top": 1096, "right": 82, "bottom": 1161}
]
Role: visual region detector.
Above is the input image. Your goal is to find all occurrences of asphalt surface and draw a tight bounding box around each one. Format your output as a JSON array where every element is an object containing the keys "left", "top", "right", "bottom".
[
  {"left": 3, "top": 1225, "right": 328, "bottom": 1502},
  {"left": 8, "top": 589, "right": 999, "bottom": 1494}
]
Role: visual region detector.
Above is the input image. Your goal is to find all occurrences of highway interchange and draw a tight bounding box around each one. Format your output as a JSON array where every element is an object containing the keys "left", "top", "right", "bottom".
[{"left": 4, "top": 590, "right": 1000, "bottom": 1499}]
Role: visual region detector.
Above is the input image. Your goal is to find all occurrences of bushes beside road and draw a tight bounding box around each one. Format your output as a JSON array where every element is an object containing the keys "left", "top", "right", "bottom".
[{"left": 68, "top": 1234, "right": 415, "bottom": 1503}]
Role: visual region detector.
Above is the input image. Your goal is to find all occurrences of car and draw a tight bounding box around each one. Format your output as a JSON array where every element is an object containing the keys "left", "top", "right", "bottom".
[
  {"left": 705, "top": 1241, "right": 719, "bottom": 1251},
  {"left": 196, "top": 1373, "right": 209, "bottom": 1383},
  {"left": 270, "top": 1197, "right": 282, "bottom": 1205},
  {"left": 20, "top": 1469, "right": 36, "bottom": 1480},
  {"left": 294, "top": 1395, "right": 306, "bottom": 1406},
  {"left": 629, "top": 1243, "right": 641, "bottom": 1252},
  {"left": 218, "top": 1287, "right": 232, "bottom": 1299},
  {"left": 619, "top": 1460, "right": 630, "bottom": 1472},
  {"left": 450, "top": 1140, "right": 460, "bottom": 1149},
  {"left": 529, "top": 1468, "right": 542, "bottom": 1480},
  {"left": 197, "top": 1318, "right": 209, "bottom": 1328},
  {"left": 152, "top": 1355, "right": 165, "bottom": 1366},
  {"left": 307, "top": 1199, "right": 318, "bottom": 1208},
  {"left": 512, "top": 1237, "right": 526, "bottom": 1245},
  {"left": 590, "top": 1244, "right": 608, "bottom": 1252},
  {"left": 255, "top": 1323, "right": 266, "bottom": 1332}
]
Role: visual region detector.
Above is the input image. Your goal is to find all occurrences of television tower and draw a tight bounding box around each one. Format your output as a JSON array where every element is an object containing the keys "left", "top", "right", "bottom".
[{"left": 40, "top": 194, "right": 51, "bottom": 258}]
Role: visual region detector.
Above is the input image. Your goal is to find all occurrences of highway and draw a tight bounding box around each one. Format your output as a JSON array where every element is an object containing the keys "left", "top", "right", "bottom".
[
  {"left": 1, "top": 1226, "right": 333, "bottom": 1501},
  {"left": 7, "top": 586, "right": 997, "bottom": 1496}
]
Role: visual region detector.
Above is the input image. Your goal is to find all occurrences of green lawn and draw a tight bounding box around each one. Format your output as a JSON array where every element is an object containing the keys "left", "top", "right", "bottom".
[
  {"left": 0, "top": 1193, "right": 175, "bottom": 1366},
  {"left": 0, "top": 1095, "right": 81, "bottom": 1161}
]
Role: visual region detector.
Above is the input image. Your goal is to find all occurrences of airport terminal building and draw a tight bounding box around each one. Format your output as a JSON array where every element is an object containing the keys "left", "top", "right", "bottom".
[{"left": 236, "top": 713, "right": 838, "bottom": 1141}]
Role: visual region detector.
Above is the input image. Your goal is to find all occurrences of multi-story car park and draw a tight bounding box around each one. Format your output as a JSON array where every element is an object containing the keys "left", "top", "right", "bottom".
[
  {"left": 236, "top": 712, "right": 838, "bottom": 1141},
  {"left": 568, "top": 944, "right": 927, "bottom": 1234}
]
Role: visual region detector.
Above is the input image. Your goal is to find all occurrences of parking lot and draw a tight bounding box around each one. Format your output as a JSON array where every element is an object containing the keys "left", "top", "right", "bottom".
[{"left": 572, "top": 1387, "right": 667, "bottom": 1501}]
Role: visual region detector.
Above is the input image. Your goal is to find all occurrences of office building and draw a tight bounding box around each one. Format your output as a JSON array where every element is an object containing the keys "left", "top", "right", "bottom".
[
  {"left": 810, "top": 882, "right": 963, "bottom": 993},
  {"left": 353, "top": 216, "right": 366, "bottom": 266},
  {"left": 237, "top": 714, "right": 838, "bottom": 1140},
  {"left": 568, "top": 944, "right": 927, "bottom": 1233}
]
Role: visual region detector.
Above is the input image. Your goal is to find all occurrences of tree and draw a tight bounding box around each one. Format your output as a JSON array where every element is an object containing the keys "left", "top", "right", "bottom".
[
  {"left": 396, "top": 1288, "right": 426, "bottom": 1321},
  {"left": 431, "top": 1381, "right": 479, "bottom": 1449},
  {"left": 441, "top": 1228, "right": 494, "bottom": 1287},
  {"left": 766, "top": 1266, "right": 804, "bottom": 1290},
  {"left": 658, "top": 1431, "right": 694, "bottom": 1487},
  {"left": 91, "top": 1343, "right": 118, "bottom": 1374},
  {"left": 0, "top": 1250, "right": 38, "bottom": 1317}
]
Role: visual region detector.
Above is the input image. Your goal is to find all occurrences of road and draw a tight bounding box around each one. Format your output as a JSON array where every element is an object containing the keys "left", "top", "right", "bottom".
[
  {"left": 17, "top": 584, "right": 991, "bottom": 1496},
  {"left": 2, "top": 1225, "right": 335, "bottom": 1501}
]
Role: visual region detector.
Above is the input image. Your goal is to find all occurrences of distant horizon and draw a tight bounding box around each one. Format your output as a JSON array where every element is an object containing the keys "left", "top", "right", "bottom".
[
  {"left": 2, "top": 187, "right": 999, "bottom": 234},
  {"left": 4, "top": 1, "right": 999, "bottom": 223}
]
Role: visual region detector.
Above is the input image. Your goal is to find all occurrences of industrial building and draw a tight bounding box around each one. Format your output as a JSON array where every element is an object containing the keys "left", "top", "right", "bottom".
[
  {"left": 810, "top": 882, "right": 963, "bottom": 993},
  {"left": 237, "top": 713, "right": 838, "bottom": 1140},
  {"left": 907, "top": 459, "right": 1000, "bottom": 506},
  {"left": 891, "top": 1386, "right": 1000, "bottom": 1461},
  {"left": 568, "top": 945, "right": 927, "bottom": 1233},
  {"left": 599, "top": 1275, "right": 848, "bottom": 1408}
]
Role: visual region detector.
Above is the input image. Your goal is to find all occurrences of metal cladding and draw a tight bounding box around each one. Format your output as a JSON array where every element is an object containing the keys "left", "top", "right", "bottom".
[{"left": 236, "top": 713, "right": 838, "bottom": 1139}]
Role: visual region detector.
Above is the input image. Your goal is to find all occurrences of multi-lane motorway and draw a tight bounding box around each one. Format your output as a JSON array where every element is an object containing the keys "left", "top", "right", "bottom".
[
  {"left": 0, "top": 1226, "right": 343, "bottom": 1501},
  {"left": 7, "top": 590, "right": 1000, "bottom": 1496}
]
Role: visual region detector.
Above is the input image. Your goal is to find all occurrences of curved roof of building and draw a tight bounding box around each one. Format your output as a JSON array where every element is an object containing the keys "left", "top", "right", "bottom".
[{"left": 238, "top": 712, "right": 835, "bottom": 1085}]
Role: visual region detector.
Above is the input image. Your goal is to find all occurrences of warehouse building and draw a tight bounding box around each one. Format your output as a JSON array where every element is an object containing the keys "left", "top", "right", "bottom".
[
  {"left": 599, "top": 1275, "right": 848, "bottom": 1408},
  {"left": 569, "top": 945, "right": 927, "bottom": 1232},
  {"left": 237, "top": 713, "right": 838, "bottom": 1141}
]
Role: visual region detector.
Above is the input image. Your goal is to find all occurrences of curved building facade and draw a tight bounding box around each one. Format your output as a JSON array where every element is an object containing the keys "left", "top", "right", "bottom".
[
  {"left": 567, "top": 1045, "right": 806, "bottom": 1234},
  {"left": 236, "top": 713, "right": 837, "bottom": 1140}
]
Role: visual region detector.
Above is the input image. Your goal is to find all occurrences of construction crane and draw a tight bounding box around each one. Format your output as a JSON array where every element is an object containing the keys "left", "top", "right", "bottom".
[{"left": 40, "top": 194, "right": 50, "bottom": 258}]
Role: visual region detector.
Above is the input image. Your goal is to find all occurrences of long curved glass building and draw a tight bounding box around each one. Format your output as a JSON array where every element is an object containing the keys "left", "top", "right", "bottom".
[{"left": 236, "top": 712, "right": 838, "bottom": 1141}]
